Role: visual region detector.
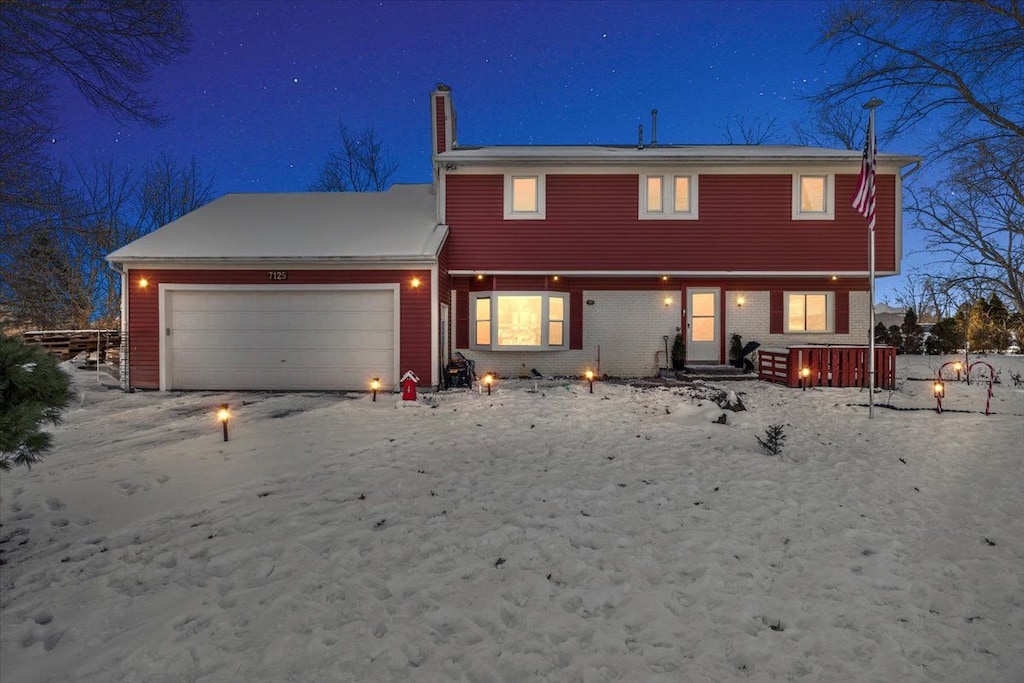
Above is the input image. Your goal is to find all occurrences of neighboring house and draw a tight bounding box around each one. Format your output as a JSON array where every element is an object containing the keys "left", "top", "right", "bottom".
[{"left": 107, "top": 85, "right": 920, "bottom": 391}]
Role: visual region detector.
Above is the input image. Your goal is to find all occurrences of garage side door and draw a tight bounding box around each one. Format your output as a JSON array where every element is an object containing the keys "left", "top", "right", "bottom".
[{"left": 167, "top": 289, "right": 396, "bottom": 390}]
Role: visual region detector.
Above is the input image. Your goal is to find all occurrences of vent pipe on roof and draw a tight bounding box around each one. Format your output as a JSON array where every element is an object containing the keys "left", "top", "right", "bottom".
[
  {"left": 637, "top": 124, "right": 644, "bottom": 150},
  {"left": 651, "top": 109, "right": 658, "bottom": 147}
]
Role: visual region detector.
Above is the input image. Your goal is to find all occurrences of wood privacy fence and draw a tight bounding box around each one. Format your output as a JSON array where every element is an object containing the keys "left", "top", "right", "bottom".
[
  {"left": 758, "top": 345, "right": 897, "bottom": 389},
  {"left": 20, "top": 330, "right": 121, "bottom": 362}
]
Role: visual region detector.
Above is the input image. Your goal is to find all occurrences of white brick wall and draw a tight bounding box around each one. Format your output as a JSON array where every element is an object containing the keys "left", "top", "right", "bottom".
[
  {"left": 725, "top": 290, "right": 872, "bottom": 352},
  {"left": 454, "top": 289, "right": 872, "bottom": 378},
  {"left": 456, "top": 290, "right": 681, "bottom": 378}
]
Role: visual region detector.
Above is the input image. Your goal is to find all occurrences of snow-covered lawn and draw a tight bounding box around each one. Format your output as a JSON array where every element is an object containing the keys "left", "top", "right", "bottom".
[{"left": 2, "top": 355, "right": 1022, "bottom": 683}]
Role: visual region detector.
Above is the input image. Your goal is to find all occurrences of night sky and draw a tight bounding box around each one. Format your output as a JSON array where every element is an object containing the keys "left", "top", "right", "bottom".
[{"left": 50, "top": 0, "right": 926, "bottom": 299}]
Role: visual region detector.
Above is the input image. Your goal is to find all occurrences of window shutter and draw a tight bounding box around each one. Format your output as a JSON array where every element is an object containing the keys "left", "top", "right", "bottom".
[
  {"left": 455, "top": 286, "right": 469, "bottom": 348},
  {"left": 835, "top": 291, "right": 850, "bottom": 334},
  {"left": 570, "top": 290, "right": 583, "bottom": 350},
  {"left": 770, "top": 290, "right": 783, "bottom": 334}
]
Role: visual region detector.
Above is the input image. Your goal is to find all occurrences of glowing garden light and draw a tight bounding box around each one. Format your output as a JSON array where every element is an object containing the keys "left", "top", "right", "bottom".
[
  {"left": 371, "top": 377, "right": 381, "bottom": 402},
  {"left": 800, "top": 366, "right": 810, "bottom": 391},
  {"left": 218, "top": 404, "right": 230, "bottom": 441},
  {"left": 933, "top": 379, "right": 945, "bottom": 414},
  {"left": 483, "top": 373, "right": 494, "bottom": 395},
  {"left": 585, "top": 369, "right": 594, "bottom": 393}
]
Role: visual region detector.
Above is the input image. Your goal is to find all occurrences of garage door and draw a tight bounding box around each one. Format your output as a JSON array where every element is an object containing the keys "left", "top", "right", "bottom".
[{"left": 166, "top": 288, "right": 397, "bottom": 390}]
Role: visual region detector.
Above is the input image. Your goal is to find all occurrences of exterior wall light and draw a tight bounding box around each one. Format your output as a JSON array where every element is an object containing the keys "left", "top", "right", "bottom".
[
  {"left": 139, "top": 278, "right": 149, "bottom": 288},
  {"left": 585, "top": 369, "right": 595, "bottom": 393},
  {"left": 800, "top": 366, "right": 811, "bottom": 391},
  {"left": 476, "top": 274, "right": 484, "bottom": 281},
  {"left": 483, "top": 373, "right": 494, "bottom": 395},
  {"left": 411, "top": 277, "right": 421, "bottom": 288},
  {"left": 737, "top": 295, "right": 746, "bottom": 307},
  {"left": 552, "top": 275, "right": 559, "bottom": 282},
  {"left": 661, "top": 275, "right": 668, "bottom": 281},
  {"left": 664, "top": 296, "right": 673, "bottom": 306},
  {"left": 371, "top": 377, "right": 381, "bottom": 401},
  {"left": 218, "top": 404, "right": 230, "bottom": 441}
]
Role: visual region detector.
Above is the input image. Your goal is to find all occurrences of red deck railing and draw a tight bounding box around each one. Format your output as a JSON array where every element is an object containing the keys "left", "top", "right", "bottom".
[{"left": 757, "top": 345, "right": 897, "bottom": 389}]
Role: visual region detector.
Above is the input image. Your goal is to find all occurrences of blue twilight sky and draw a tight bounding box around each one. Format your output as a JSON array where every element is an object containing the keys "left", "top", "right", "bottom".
[{"left": 49, "top": 0, "right": 932, "bottom": 300}]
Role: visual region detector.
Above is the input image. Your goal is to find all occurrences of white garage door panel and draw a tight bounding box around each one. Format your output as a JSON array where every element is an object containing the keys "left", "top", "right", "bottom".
[{"left": 167, "top": 288, "right": 397, "bottom": 390}]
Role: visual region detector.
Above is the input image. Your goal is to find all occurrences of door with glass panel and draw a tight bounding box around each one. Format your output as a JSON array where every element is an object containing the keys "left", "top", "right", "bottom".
[{"left": 686, "top": 287, "right": 720, "bottom": 362}]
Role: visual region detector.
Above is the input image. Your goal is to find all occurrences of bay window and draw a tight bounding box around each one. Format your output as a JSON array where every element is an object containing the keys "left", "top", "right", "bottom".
[{"left": 471, "top": 292, "right": 569, "bottom": 350}]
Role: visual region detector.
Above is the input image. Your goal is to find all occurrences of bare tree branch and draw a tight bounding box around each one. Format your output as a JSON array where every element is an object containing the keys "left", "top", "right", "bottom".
[{"left": 310, "top": 125, "right": 399, "bottom": 192}]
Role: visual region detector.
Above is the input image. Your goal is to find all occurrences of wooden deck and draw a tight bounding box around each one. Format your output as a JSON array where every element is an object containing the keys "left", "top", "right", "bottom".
[{"left": 758, "top": 345, "right": 897, "bottom": 389}]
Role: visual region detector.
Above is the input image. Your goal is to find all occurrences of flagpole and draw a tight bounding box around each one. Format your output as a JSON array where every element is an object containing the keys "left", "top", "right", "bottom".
[{"left": 863, "top": 98, "right": 883, "bottom": 419}]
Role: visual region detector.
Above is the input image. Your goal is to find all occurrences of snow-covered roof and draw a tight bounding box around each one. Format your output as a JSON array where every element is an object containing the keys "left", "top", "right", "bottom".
[
  {"left": 107, "top": 184, "right": 445, "bottom": 264},
  {"left": 438, "top": 144, "right": 921, "bottom": 167}
]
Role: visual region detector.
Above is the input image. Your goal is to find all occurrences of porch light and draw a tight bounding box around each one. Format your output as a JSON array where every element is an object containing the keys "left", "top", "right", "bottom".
[
  {"left": 139, "top": 278, "right": 149, "bottom": 288},
  {"left": 476, "top": 274, "right": 485, "bottom": 281},
  {"left": 585, "top": 369, "right": 594, "bottom": 393},
  {"left": 552, "top": 275, "right": 559, "bottom": 282},
  {"left": 737, "top": 295, "right": 746, "bottom": 307},
  {"left": 664, "top": 296, "right": 673, "bottom": 306},
  {"left": 483, "top": 373, "right": 494, "bottom": 395},
  {"left": 661, "top": 275, "right": 668, "bottom": 281},
  {"left": 218, "top": 404, "right": 230, "bottom": 441},
  {"left": 831, "top": 275, "right": 838, "bottom": 281},
  {"left": 799, "top": 366, "right": 810, "bottom": 391},
  {"left": 371, "top": 377, "right": 381, "bottom": 401},
  {"left": 410, "top": 277, "right": 421, "bottom": 288}
]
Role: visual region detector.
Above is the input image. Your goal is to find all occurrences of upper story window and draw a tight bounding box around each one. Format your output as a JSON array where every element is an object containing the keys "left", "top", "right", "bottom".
[
  {"left": 471, "top": 291, "right": 568, "bottom": 350},
  {"left": 792, "top": 174, "right": 835, "bottom": 220},
  {"left": 640, "top": 174, "right": 698, "bottom": 219},
  {"left": 785, "top": 292, "right": 833, "bottom": 332},
  {"left": 504, "top": 174, "right": 546, "bottom": 220}
]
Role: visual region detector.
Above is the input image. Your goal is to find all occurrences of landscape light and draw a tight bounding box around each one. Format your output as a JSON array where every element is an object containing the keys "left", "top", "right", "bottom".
[
  {"left": 800, "top": 366, "right": 810, "bottom": 391},
  {"left": 933, "top": 379, "right": 945, "bottom": 414},
  {"left": 952, "top": 360, "right": 963, "bottom": 381},
  {"left": 483, "top": 373, "right": 494, "bottom": 395},
  {"left": 585, "top": 369, "right": 594, "bottom": 393},
  {"left": 371, "top": 377, "right": 381, "bottom": 401},
  {"left": 218, "top": 404, "right": 229, "bottom": 441}
]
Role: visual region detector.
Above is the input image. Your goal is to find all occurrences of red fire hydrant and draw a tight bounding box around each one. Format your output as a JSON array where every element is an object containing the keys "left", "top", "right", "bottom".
[{"left": 401, "top": 370, "right": 419, "bottom": 401}]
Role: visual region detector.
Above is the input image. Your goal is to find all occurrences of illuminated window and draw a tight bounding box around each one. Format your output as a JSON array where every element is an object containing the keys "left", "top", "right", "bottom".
[
  {"left": 785, "top": 293, "right": 832, "bottom": 332},
  {"left": 471, "top": 292, "right": 568, "bottom": 350},
  {"left": 475, "top": 297, "right": 491, "bottom": 345},
  {"left": 792, "top": 174, "right": 835, "bottom": 220},
  {"left": 640, "top": 174, "right": 698, "bottom": 219},
  {"left": 504, "top": 174, "right": 545, "bottom": 219}
]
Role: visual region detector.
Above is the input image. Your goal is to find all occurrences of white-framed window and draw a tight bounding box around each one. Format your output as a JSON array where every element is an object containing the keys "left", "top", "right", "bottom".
[
  {"left": 504, "top": 174, "right": 546, "bottom": 219},
  {"left": 639, "top": 174, "right": 698, "bottom": 219},
  {"left": 792, "top": 174, "right": 835, "bottom": 220},
  {"left": 471, "top": 291, "right": 569, "bottom": 350},
  {"left": 785, "top": 292, "right": 833, "bottom": 332}
]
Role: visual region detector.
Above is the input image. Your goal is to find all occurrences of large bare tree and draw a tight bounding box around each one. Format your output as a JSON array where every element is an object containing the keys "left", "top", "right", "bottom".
[
  {"left": 815, "top": 0, "right": 1024, "bottom": 312},
  {"left": 310, "top": 125, "right": 398, "bottom": 192},
  {"left": 0, "top": 0, "right": 191, "bottom": 205}
]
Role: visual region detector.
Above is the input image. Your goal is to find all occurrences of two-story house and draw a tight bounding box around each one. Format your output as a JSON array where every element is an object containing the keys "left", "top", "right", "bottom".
[{"left": 107, "top": 86, "right": 919, "bottom": 391}]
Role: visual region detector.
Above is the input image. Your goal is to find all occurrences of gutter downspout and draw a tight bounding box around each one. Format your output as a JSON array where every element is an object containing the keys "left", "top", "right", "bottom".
[{"left": 107, "top": 262, "right": 130, "bottom": 391}]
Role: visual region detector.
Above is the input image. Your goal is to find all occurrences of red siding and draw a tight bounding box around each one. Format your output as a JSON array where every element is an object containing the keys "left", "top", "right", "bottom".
[
  {"left": 445, "top": 173, "right": 898, "bottom": 273},
  {"left": 125, "top": 269, "right": 432, "bottom": 390}
]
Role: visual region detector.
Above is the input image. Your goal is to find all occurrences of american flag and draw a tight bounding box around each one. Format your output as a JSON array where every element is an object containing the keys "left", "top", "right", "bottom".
[{"left": 851, "top": 119, "right": 877, "bottom": 231}]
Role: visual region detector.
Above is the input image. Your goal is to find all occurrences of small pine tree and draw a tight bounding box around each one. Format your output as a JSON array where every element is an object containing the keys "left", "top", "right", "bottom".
[
  {"left": 756, "top": 424, "right": 786, "bottom": 456},
  {"left": 671, "top": 333, "right": 686, "bottom": 370},
  {"left": 900, "top": 308, "right": 924, "bottom": 354},
  {"left": 0, "top": 335, "right": 74, "bottom": 471}
]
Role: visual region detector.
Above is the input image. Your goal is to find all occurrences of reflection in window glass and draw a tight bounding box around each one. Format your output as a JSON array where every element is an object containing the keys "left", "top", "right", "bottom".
[
  {"left": 512, "top": 177, "right": 538, "bottom": 212},
  {"left": 497, "top": 295, "right": 542, "bottom": 346},
  {"left": 800, "top": 176, "right": 826, "bottom": 213},
  {"left": 691, "top": 292, "right": 715, "bottom": 317},
  {"left": 674, "top": 176, "right": 690, "bottom": 212},
  {"left": 692, "top": 318, "right": 715, "bottom": 342},
  {"left": 646, "top": 176, "right": 663, "bottom": 213}
]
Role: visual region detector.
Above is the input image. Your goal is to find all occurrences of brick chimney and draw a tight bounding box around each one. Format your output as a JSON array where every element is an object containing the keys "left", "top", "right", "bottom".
[{"left": 431, "top": 84, "right": 456, "bottom": 154}]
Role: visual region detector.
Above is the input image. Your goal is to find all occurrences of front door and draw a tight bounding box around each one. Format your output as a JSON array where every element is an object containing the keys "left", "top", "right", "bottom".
[{"left": 686, "top": 287, "right": 720, "bottom": 363}]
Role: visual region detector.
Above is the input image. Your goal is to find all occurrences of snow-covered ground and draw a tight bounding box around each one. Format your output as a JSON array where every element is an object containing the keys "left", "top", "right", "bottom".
[{"left": 1, "top": 354, "right": 1022, "bottom": 683}]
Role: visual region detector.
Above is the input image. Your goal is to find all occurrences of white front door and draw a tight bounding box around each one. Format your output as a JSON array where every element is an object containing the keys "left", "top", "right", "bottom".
[{"left": 686, "top": 287, "right": 720, "bottom": 363}]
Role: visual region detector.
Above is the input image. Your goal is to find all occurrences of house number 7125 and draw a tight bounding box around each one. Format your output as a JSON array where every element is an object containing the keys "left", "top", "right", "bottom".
[{"left": 268, "top": 271, "right": 288, "bottom": 280}]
